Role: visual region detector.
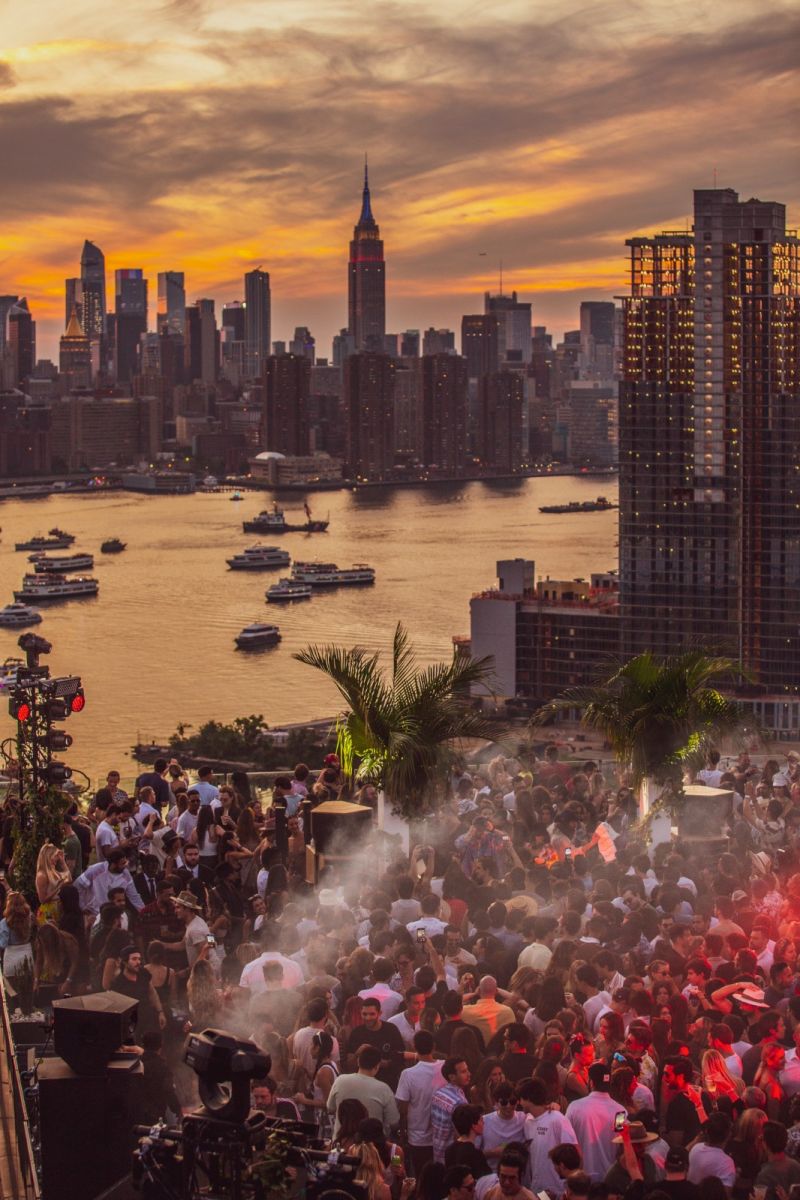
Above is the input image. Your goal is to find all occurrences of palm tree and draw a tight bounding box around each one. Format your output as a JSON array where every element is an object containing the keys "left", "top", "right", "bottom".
[
  {"left": 294, "top": 623, "right": 500, "bottom": 819},
  {"left": 532, "top": 650, "right": 750, "bottom": 819}
]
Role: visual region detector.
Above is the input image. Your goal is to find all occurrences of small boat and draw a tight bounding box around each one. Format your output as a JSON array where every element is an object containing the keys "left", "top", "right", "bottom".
[
  {"left": 14, "top": 574, "right": 99, "bottom": 601},
  {"left": 32, "top": 553, "right": 94, "bottom": 574},
  {"left": 15, "top": 534, "right": 74, "bottom": 551},
  {"left": 230, "top": 492, "right": 244, "bottom": 501},
  {"left": 266, "top": 578, "right": 313, "bottom": 602},
  {"left": 290, "top": 562, "right": 376, "bottom": 586},
  {"left": 0, "top": 603, "right": 43, "bottom": 628},
  {"left": 101, "top": 538, "right": 126, "bottom": 554},
  {"left": 0, "top": 657, "right": 24, "bottom": 688},
  {"left": 227, "top": 545, "right": 291, "bottom": 571},
  {"left": 235, "top": 622, "right": 281, "bottom": 649},
  {"left": 48, "top": 527, "right": 76, "bottom": 542},
  {"left": 243, "top": 500, "right": 329, "bottom": 534},
  {"left": 539, "top": 496, "right": 617, "bottom": 514}
]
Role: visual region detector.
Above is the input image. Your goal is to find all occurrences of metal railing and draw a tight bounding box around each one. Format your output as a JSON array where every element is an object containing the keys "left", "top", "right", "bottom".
[{"left": 0, "top": 980, "right": 41, "bottom": 1199}]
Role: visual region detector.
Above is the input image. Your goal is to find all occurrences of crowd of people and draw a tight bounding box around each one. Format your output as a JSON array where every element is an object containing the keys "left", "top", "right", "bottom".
[{"left": 3, "top": 744, "right": 800, "bottom": 1200}]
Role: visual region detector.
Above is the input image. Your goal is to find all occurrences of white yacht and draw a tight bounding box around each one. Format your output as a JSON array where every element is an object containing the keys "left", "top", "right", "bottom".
[
  {"left": 14, "top": 574, "right": 99, "bottom": 601},
  {"left": 266, "top": 578, "right": 313, "bottom": 602},
  {"left": 0, "top": 603, "right": 43, "bottom": 628},
  {"left": 226, "top": 545, "right": 291, "bottom": 571},
  {"left": 235, "top": 623, "right": 282, "bottom": 649},
  {"left": 290, "top": 561, "right": 376, "bottom": 586},
  {"left": 31, "top": 552, "right": 94, "bottom": 573}
]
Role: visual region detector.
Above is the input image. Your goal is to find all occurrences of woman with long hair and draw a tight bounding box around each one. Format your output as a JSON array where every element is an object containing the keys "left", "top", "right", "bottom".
[
  {"left": 547, "top": 941, "right": 579, "bottom": 985},
  {"left": 99, "top": 927, "right": 133, "bottom": 991},
  {"left": 666, "top": 994, "right": 690, "bottom": 1043},
  {"left": 533, "top": 1059, "right": 565, "bottom": 1110},
  {"left": 595, "top": 1011, "right": 626, "bottom": 1061},
  {"left": 609, "top": 1065, "right": 638, "bottom": 1115},
  {"left": 294, "top": 1031, "right": 339, "bottom": 1138},
  {"left": 754, "top": 1043, "right": 786, "bottom": 1120},
  {"left": 469, "top": 1057, "right": 505, "bottom": 1112},
  {"left": 236, "top": 807, "right": 263, "bottom": 895},
  {"left": 564, "top": 1034, "right": 595, "bottom": 1103},
  {"left": 195, "top": 805, "right": 219, "bottom": 872},
  {"left": 0, "top": 891, "right": 34, "bottom": 976},
  {"left": 187, "top": 958, "right": 223, "bottom": 1030},
  {"left": 353, "top": 1140, "right": 392, "bottom": 1200},
  {"left": 144, "top": 941, "right": 176, "bottom": 1018},
  {"left": 701, "top": 1049, "right": 744, "bottom": 1103},
  {"left": 727, "top": 1107, "right": 767, "bottom": 1200},
  {"left": 526, "top": 976, "right": 566, "bottom": 1037},
  {"left": 451, "top": 1026, "right": 484, "bottom": 1078},
  {"left": 336, "top": 1098, "right": 369, "bottom": 1151},
  {"left": 356, "top": 1117, "right": 406, "bottom": 1197},
  {"left": 35, "top": 843, "right": 71, "bottom": 924},
  {"left": 231, "top": 770, "right": 253, "bottom": 809},
  {"left": 339, "top": 994, "right": 366, "bottom": 1049},
  {"left": 33, "top": 922, "right": 79, "bottom": 1004}
]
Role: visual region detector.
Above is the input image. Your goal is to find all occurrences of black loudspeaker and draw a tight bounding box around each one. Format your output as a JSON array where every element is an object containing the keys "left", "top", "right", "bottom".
[
  {"left": 310, "top": 799, "right": 373, "bottom": 856},
  {"left": 53, "top": 990, "right": 139, "bottom": 1075},
  {"left": 38, "top": 1057, "right": 144, "bottom": 1200}
]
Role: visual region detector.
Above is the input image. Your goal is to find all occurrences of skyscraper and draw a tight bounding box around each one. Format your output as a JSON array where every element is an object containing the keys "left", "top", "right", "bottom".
[
  {"left": 478, "top": 371, "right": 525, "bottom": 472},
  {"left": 114, "top": 269, "right": 148, "bottom": 383},
  {"left": 344, "top": 351, "right": 394, "bottom": 480},
  {"left": 59, "top": 309, "right": 92, "bottom": 389},
  {"left": 157, "top": 271, "right": 186, "bottom": 334},
  {"left": 619, "top": 187, "right": 800, "bottom": 690},
  {"left": 419, "top": 354, "right": 468, "bottom": 473},
  {"left": 7, "top": 299, "right": 35, "bottom": 385},
  {"left": 65, "top": 279, "right": 83, "bottom": 329},
  {"left": 80, "top": 240, "right": 106, "bottom": 341},
  {"left": 484, "top": 291, "right": 532, "bottom": 364},
  {"left": 461, "top": 314, "right": 500, "bottom": 380},
  {"left": 347, "top": 163, "right": 386, "bottom": 352},
  {"left": 244, "top": 268, "right": 271, "bottom": 379},
  {"left": 264, "top": 354, "right": 310, "bottom": 455}
]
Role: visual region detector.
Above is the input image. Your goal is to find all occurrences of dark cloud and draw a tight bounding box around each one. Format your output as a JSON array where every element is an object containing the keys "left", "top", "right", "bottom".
[{"left": 0, "top": 61, "right": 15, "bottom": 89}]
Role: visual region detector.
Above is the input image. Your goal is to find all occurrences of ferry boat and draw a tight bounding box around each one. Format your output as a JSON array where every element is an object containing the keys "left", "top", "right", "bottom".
[
  {"left": 290, "top": 562, "right": 376, "bottom": 587},
  {"left": 266, "top": 578, "right": 313, "bottom": 602},
  {"left": 31, "top": 552, "right": 94, "bottom": 573},
  {"left": 15, "top": 533, "right": 74, "bottom": 551},
  {"left": 101, "top": 538, "right": 126, "bottom": 554},
  {"left": 243, "top": 501, "right": 329, "bottom": 535},
  {"left": 14, "top": 574, "right": 99, "bottom": 601},
  {"left": 226, "top": 545, "right": 291, "bottom": 571},
  {"left": 235, "top": 622, "right": 282, "bottom": 649},
  {"left": 0, "top": 657, "right": 24, "bottom": 689},
  {"left": 539, "top": 496, "right": 617, "bottom": 514},
  {"left": 0, "top": 603, "right": 43, "bottom": 628}
]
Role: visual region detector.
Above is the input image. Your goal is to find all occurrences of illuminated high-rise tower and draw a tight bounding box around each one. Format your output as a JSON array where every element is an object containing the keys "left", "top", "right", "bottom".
[
  {"left": 347, "top": 162, "right": 386, "bottom": 352},
  {"left": 80, "top": 240, "right": 106, "bottom": 341}
]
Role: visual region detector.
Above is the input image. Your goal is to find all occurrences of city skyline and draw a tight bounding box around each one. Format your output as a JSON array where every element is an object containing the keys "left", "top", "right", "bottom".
[{"left": 1, "top": 0, "right": 798, "bottom": 360}]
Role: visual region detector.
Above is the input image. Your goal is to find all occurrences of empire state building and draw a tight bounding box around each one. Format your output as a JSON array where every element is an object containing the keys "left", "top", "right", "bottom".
[{"left": 347, "top": 163, "right": 386, "bottom": 351}]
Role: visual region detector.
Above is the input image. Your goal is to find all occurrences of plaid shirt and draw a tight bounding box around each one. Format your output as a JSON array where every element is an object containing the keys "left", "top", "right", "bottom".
[{"left": 431, "top": 1083, "right": 466, "bottom": 1162}]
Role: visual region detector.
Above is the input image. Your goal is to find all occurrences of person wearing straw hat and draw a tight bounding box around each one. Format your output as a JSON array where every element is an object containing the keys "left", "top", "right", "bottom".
[{"left": 171, "top": 890, "right": 220, "bottom": 972}]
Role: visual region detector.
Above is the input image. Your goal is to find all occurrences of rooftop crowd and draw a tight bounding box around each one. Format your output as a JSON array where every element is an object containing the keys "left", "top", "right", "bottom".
[{"left": 3, "top": 744, "right": 800, "bottom": 1200}]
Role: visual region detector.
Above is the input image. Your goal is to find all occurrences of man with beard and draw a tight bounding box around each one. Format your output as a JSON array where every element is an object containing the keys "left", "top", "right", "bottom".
[{"left": 108, "top": 946, "right": 166, "bottom": 1039}]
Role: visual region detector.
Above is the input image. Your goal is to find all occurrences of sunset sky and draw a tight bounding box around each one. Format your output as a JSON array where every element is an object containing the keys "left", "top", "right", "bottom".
[{"left": 1, "top": 0, "right": 798, "bottom": 360}]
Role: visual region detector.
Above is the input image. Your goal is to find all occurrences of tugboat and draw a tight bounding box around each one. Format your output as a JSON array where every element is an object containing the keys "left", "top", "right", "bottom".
[
  {"left": 14, "top": 574, "right": 99, "bottom": 601},
  {"left": 290, "top": 562, "right": 376, "bottom": 587},
  {"left": 0, "top": 603, "right": 43, "bottom": 628},
  {"left": 539, "top": 496, "right": 617, "bottom": 514},
  {"left": 226, "top": 546, "right": 291, "bottom": 571},
  {"left": 235, "top": 622, "right": 282, "bottom": 649},
  {"left": 243, "top": 501, "right": 329, "bottom": 535},
  {"left": 101, "top": 538, "right": 126, "bottom": 554},
  {"left": 266, "top": 578, "right": 313, "bottom": 602},
  {"left": 31, "top": 552, "right": 94, "bottom": 573}
]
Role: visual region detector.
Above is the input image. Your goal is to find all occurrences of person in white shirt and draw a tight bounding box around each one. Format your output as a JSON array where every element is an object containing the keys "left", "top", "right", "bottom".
[
  {"left": 95, "top": 811, "right": 121, "bottom": 860},
  {"left": 191, "top": 768, "right": 220, "bottom": 806},
  {"left": 696, "top": 752, "right": 724, "bottom": 788},
  {"left": 176, "top": 792, "right": 201, "bottom": 843},
  {"left": 74, "top": 850, "right": 145, "bottom": 915},
  {"left": 396, "top": 1030, "right": 445, "bottom": 1175},
  {"left": 359, "top": 959, "right": 404, "bottom": 1018},
  {"left": 687, "top": 1113, "right": 736, "bottom": 1187},
  {"left": 750, "top": 925, "right": 776, "bottom": 974},
  {"left": 564, "top": 1062, "right": 626, "bottom": 1181},
  {"left": 239, "top": 945, "right": 304, "bottom": 992},
  {"left": 388, "top": 987, "right": 426, "bottom": 1047},
  {"left": 407, "top": 894, "right": 449, "bottom": 939},
  {"left": 518, "top": 1078, "right": 578, "bottom": 1192},
  {"left": 171, "top": 890, "right": 222, "bottom": 973}
]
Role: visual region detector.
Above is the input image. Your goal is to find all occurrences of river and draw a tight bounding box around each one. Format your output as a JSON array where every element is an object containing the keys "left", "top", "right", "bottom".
[{"left": 0, "top": 476, "right": 618, "bottom": 781}]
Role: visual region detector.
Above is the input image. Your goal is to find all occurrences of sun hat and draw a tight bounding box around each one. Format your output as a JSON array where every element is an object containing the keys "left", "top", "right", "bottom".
[
  {"left": 612, "top": 1121, "right": 658, "bottom": 1145},
  {"left": 171, "top": 890, "right": 202, "bottom": 912},
  {"left": 737, "top": 984, "right": 769, "bottom": 1009}
]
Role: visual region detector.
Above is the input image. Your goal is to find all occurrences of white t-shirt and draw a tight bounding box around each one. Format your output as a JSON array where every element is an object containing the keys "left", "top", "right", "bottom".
[
  {"left": 388, "top": 1011, "right": 419, "bottom": 1048},
  {"left": 482, "top": 1110, "right": 528, "bottom": 1156},
  {"left": 406, "top": 917, "right": 448, "bottom": 938},
  {"left": 395, "top": 1060, "right": 445, "bottom": 1145},
  {"left": 524, "top": 1110, "right": 578, "bottom": 1193},
  {"left": 687, "top": 1144, "right": 736, "bottom": 1187},
  {"left": 696, "top": 768, "right": 724, "bottom": 788},
  {"left": 240, "top": 952, "right": 304, "bottom": 992},
  {"left": 95, "top": 821, "right": 119, "bottom": 858},
  {"left": 184, "top": 914, "right": 222, "bottom": 973},
  {"left": 177, "top": 810, "right": 199, "bottom": 842},
  {"left": 292, "top": 1025, "right": 340, "bottom": 1076},
  {"left": 358, "top": 983, "right": 404, "bottom": 1019}
]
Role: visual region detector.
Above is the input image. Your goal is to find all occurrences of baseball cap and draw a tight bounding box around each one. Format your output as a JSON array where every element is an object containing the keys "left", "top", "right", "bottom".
[
  {"left": 665, "top": 1147, "right": 689, "bottom": 1171},
  {"left": 588, "top": 1062, "right": 611, "bottom": 1088}
]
